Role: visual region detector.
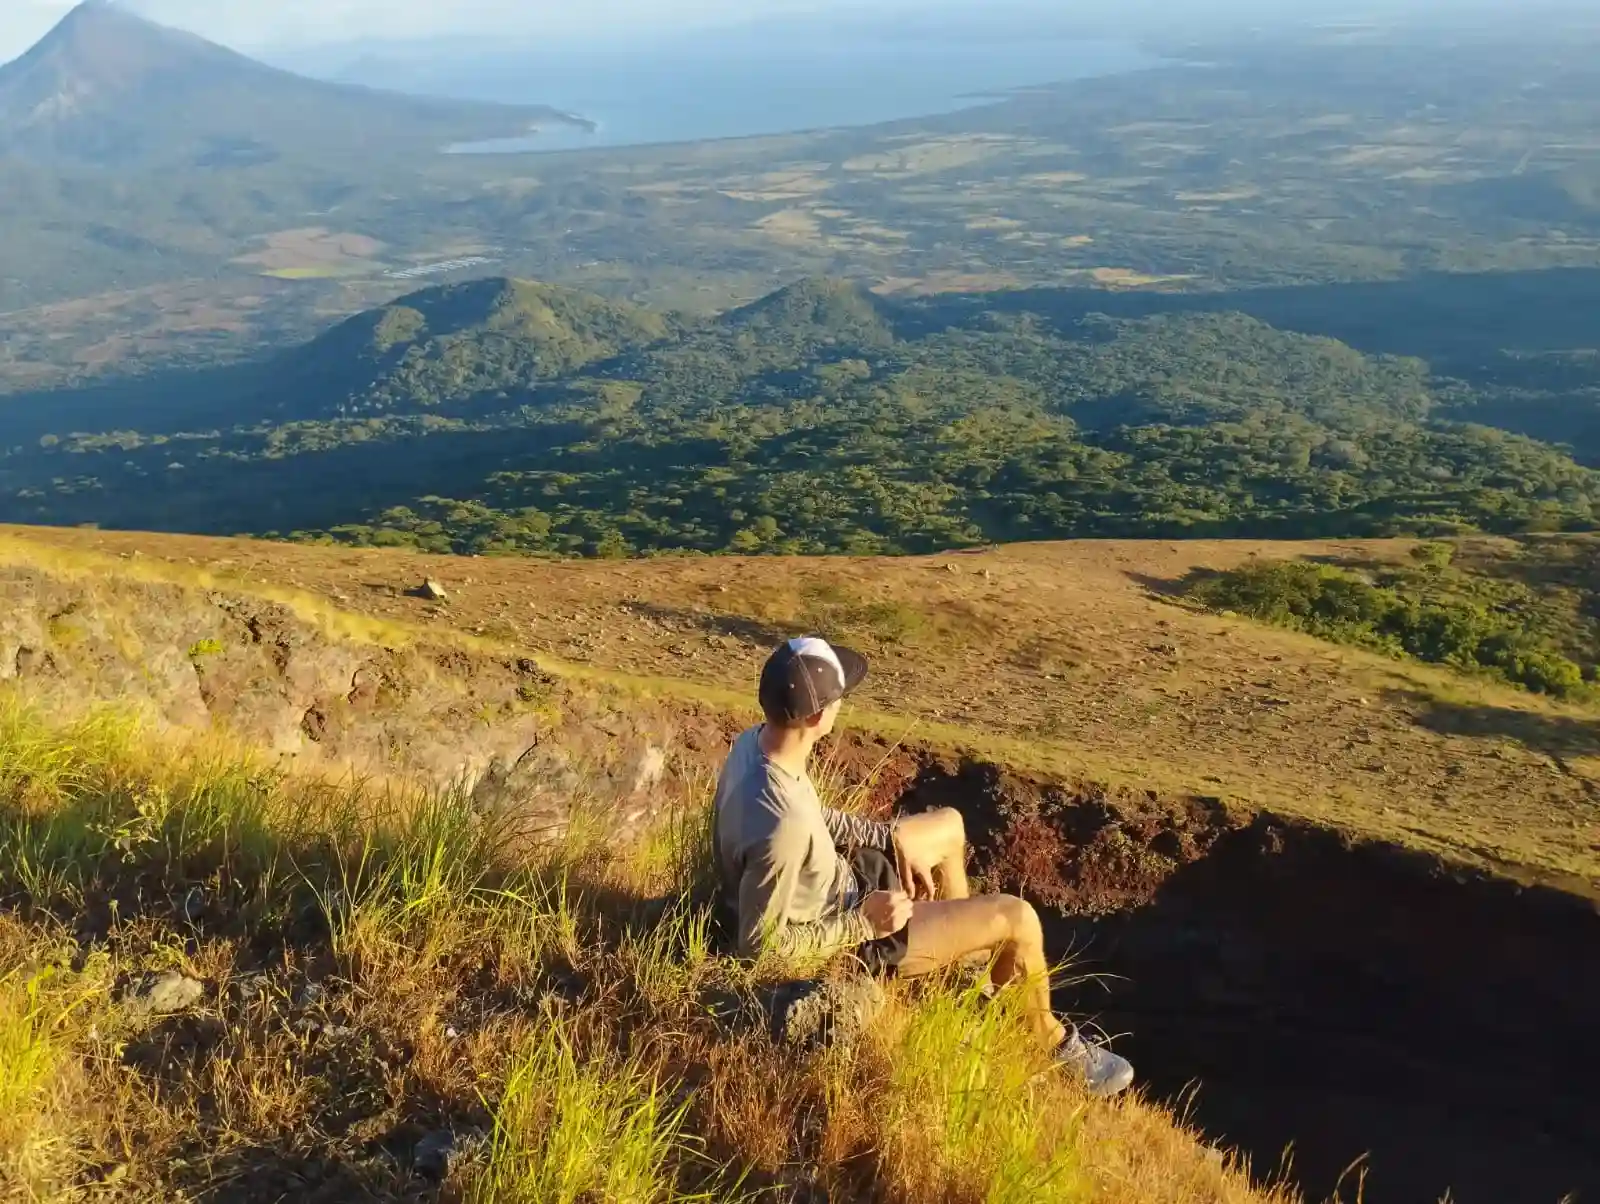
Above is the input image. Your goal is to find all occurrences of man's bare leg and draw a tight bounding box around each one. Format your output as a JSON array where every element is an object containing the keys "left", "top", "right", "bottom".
[
  {"left": 897, "top": 895, "right": 1065, "bottom": 1047},
  {"left": 892, "top": 807, "right": 970, "bottom": 900}
]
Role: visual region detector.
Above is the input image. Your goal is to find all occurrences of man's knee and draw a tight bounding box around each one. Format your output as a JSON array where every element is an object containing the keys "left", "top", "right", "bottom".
[
  {"left": 897, "top": 806, "right": 965, "bottom": 857},
  {"left": 996, "top": 894, "right": 1043, "bottom": 944},
  {"left": 930, "top": 806, "right": 966, "bottom": 849}
]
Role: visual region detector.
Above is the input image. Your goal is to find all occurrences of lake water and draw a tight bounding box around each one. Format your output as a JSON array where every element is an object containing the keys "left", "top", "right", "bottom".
[{"left": 366, "top": 33, "right": 1155, "bottom": 154}]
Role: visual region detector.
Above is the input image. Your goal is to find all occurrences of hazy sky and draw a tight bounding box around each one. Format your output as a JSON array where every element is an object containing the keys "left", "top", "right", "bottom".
[
  {"left": 0, "top": 0, "right": 1569, "bottom": 65},
  {"left": 1, "top": 0, "right": 908, "bottom": 61}
]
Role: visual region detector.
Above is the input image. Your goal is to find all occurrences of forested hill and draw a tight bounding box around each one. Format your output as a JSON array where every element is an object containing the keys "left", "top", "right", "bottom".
[
  {"left": 2, "top": 275, "right": 1598, "bottom": 556},
  {"left": 261, "top": 278, "right": 674, "bottom": 420}
]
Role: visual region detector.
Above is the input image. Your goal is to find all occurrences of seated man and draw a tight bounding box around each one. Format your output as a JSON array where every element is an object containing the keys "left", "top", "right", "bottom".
[{"left": 713, "top": 636, "right": 1134, "bottom": 1097}]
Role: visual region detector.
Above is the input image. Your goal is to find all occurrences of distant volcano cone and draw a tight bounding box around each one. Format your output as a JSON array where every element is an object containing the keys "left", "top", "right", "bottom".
[{"left": 0, "top": 0, "right": 573, "bottom": 166}]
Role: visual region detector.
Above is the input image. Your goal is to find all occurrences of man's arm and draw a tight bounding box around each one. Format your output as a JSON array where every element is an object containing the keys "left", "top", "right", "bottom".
[
  {"left": 821, "top": 805, "right": 892, "bottom": 853},
  {"left": 735, "top": 818, "right": 874, "bottom": 961}
]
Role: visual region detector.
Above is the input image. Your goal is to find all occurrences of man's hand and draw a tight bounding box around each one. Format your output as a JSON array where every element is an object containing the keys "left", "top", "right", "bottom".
[
  {"left": 893, "top": 829, "right": 939, "bottom": 901},
  {"left": 861, "top": 889, "right": 913, "bottom": 939}
]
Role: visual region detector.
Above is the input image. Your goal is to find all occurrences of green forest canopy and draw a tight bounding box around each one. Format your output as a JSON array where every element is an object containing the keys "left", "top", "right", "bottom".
[{"left": 3, "top": 276, "right": 1599, "bottom": 558}]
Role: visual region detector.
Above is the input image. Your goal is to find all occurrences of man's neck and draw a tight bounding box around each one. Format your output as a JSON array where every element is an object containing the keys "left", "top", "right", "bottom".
[{"left": 758, "top": 722, "right": 814, "bottom": 779}]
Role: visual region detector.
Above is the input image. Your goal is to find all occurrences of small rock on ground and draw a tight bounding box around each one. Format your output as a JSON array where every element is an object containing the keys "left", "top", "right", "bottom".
[
  {"left": 767, "top": 976, "right": 885, "bottom": 1051},
  {"left": 295, "top": 981, "right": 326, "bottom": 1008},
  {"left": 413, "top": 1129, "right": 486, "bottom": 1180},
  {"left": 123, "top": 970, "right": 205, "bottom": 1018},
  {"left": 631, "top": 744, "right": 668, "bottom": 794}
]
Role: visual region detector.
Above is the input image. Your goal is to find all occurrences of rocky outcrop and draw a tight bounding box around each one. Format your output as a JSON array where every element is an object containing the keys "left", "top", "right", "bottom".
[{"left": 0, "top": 566, "right": 735, "bottom": 844}]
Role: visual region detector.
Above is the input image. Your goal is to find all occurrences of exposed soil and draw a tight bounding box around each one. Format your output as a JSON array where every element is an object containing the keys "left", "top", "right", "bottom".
[{"left": 900, "top": 759, "right": 1600, "bottom": 1204}]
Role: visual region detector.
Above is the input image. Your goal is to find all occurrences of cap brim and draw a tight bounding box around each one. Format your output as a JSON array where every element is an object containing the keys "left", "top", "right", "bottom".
[{"left": 833, "top": 645, "right": 869, "bottom": 696}]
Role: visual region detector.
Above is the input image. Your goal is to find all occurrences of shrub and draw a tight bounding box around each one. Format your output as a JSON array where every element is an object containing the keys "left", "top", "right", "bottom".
[{"left": 1189, "top": 559, "right": 1590, "bottom": 698}]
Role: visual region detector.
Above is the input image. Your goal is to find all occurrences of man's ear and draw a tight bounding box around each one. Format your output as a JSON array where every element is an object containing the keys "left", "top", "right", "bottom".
[{"left": 801, "top": 709, "right": 827, "bottom": 731}]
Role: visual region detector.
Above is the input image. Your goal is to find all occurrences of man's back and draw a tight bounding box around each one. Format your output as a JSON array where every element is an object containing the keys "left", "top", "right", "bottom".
[{"left": 712, "top": 726, "right": 883, "bottom": 959}]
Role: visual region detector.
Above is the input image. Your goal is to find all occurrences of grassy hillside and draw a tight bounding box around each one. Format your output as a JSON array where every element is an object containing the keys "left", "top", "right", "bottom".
[
  {"left": 5, "top": 524, "right": 1596, "bottom": 890},
  {"left": 1, "top": 526, "right": 1596, "bottom": 1202},
  {"left": 0, "top": 526, "right": 1308, "bottom": 1203},
  {"left": 4, "top": 277, "right": 1599, "bottom": 553},
  {"left": 1, "top": 700, "right": 1298, "bottom": 1204}
]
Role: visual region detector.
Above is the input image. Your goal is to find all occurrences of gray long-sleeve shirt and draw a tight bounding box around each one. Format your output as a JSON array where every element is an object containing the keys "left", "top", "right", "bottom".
[{"left": 712, "top": 726, "right": 892, "bottom": 961}]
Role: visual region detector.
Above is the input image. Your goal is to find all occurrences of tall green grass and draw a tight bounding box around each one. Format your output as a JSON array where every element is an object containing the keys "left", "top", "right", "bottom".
[
  {"left": 0, "top": 690, "right": 1289, "bottom": 1204},
  {"left": 0, "top": 959, "right": 111, "bottom": 1196},
  {"left": 873, "top": 982, "right": 1089, "bottom": 1203},
  {"left": 469, "top": 1022, "right": 717, "bottom": 1204}
]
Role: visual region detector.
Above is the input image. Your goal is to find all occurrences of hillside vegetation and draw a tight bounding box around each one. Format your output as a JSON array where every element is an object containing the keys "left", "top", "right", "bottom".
[
  {"left": 5, "top": 16, "right": 1600, "bottom": 384},
  {"left": 1185, "top": 543, "right": 1599, "bottom": 699},
  {"left": 4, "top": 277, "right": 1599, "bottom": 555},
  {"left": 0, "top": 687, "right": 1288, "bottom": 1203},
  {"left": 0, "top": 527, "right": 1596, "bottom": 1204}
]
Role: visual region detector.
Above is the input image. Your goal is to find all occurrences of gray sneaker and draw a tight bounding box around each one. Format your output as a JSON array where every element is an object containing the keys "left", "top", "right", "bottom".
[{"left": 1055, "top": 1023, "right": 1135, "bottom": 1098}]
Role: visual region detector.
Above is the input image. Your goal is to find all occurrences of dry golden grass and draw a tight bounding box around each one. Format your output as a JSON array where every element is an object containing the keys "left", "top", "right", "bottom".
[
  {"left": 1023, "top": 172, "right": 1090, "bottom": 186},
  {"left": 232, "top": 227, "right": 386, "bottom": 273},
  {"left": 1087, "top": 268, "right": 1201, "bottom": 288},
  {"left": 872, "top": 270, "right": 1030, "bottom": 296},
  {"left": 750, "top": 209, "right": 824, "bottom": 243},
  {"left": 1174, "top": 189, "right": 1262, "bottom": 204},
  {"left": 717, "top": 168, "right": 835, "bottom": 203},
  {"left": 3, "top": 525, "right": 1596, "bottom": 892},
  {"left": 0, "top": 697, "right": 1294, "bottom": 1204}
]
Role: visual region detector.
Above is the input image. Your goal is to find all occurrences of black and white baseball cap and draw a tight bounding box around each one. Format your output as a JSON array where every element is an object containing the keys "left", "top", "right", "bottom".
[{"left": 759, "top": 636, "right": 869, "bottom": 722}]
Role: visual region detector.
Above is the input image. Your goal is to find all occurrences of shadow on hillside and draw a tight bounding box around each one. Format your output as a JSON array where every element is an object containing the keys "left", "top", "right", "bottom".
[
  {"left": 1123, "top": 570, "right": 1200, "bottom": 599},
  {"left": 910, "top": 267, "right": 1600, "bottom": 368},
  {"left": 622, "top": 601, "right": 790, "bottom": 649},
  {"left": 1452, "top": 534, "right": 1600, "bottom": 616},
  {"left": 911, "top": 266, "right": 1600, "bottom": 460},
  {"left": 900, "top": 757, "right": 1600, "bottom": 1204},
  {"left": 1385, "top": 688, "right": 1600, "bottom": 761},
  {"left": 186, "top": 1145, "right": 404, "bottom": 1204},
  {"left": 0, "top": 360, "right": 270, "bottom": 444}
]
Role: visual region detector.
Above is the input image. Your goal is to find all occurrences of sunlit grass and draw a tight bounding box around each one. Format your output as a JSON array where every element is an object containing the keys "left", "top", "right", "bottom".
[
  {"left": 0, "top": 953, "right": 112, "bottom": 1198},
  {"left": 258, "top": 266, "right": 356, "bottom": 279},
  {"left": 468, "top": 1023, "right": 717, "bottom": 1204},
  {"left": 0, "top": 691, "right": 1292, "bottom": 1204},
  {"left": 872, "top": 982, "right": 1088, "bottom": 1203}
]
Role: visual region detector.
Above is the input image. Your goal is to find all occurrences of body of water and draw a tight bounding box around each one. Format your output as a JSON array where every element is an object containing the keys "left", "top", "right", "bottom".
[{"left": 343, "top": 33, "right": 1155, "bottom": 154}]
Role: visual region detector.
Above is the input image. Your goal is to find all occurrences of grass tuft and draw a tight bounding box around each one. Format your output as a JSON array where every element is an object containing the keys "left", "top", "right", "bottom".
[
  {"left": 469, "top": 1023, "right": 715, "bottom": 1204},
  {"left": 871, "top": 982, "right": 1088, "bottom": 1203},
  {"left": 0, "top": 954, "right": 112, "bottom": 1198}
]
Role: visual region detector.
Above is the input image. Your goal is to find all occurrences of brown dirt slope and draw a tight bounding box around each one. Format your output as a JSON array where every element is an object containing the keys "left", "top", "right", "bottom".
[{"left": 4, "top": 525, "right": 1596, "bottom": 892}]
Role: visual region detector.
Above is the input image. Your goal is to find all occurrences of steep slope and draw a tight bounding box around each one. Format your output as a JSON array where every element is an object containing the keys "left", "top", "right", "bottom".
[
  {"left": 7, "top": 523, "right": 1598, "bottom": 889},
  {"left": 0, "top": 1, "right": 582, "bottom": 166}
]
